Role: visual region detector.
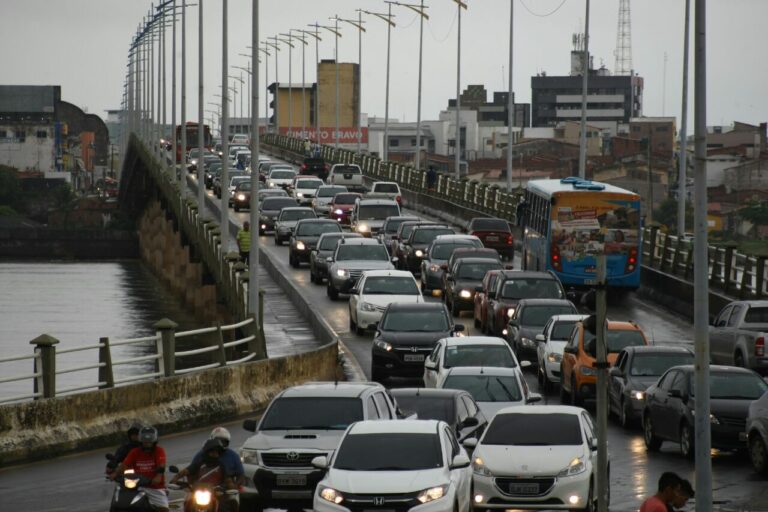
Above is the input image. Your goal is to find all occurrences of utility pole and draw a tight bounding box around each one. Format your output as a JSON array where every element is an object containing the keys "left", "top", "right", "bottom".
[
  {"left": 678, "top": 0, "right": 691, "bottom": 237},
  {"left": 289, "top": 31, "right": 309, "bottom": 138},
  {"left": 595, "top": 254, "right": 609, "bottom": 512},
  {"left": 297, "top": 29, "right": 321, "bottom": 140},
  {"left": 338, "top": 14, "right": 367, "bottom": 155},
  {"left": 278, "top": 33, "right": 295, "bottom": 136},
  {"left": 180, "top": 1, "right": 187, "bottom": 191},
  {"left": 249, "top": 0, "right": 261, "bottom": 320},
  {"left": 306, "top": 23, "right": 322, "bottom": 142},
  {"left": 693, "top": 0, "right": 712, "bottom": 510},
  {"left": 362, "top": 8, "right": 396, "bottom": 161},
  {"left": 647, "top": 137, "right": 653, "bottom": 224},
  {"left": 268, "top": 36, "right": 281, "bottom": 134},
  {"left": 453, "top": 0, "right": 468, "bottom": 180},
  {"left": 578, "top": 0, "right": 591, "bottom": 179},
  {"left": 197, "top": 0, "right": 205, "bottom": 214},
  {"left": 171, "top": 0, "right": 177, "bottom": 183},
  {"left": 221, "top": 0, "right": 230, "bottom": 251},
  {"left": 319, "top": 23, "right": 343, "bottom": 148},
  {"left": 506, "top": 0, "right": 514, "bottom": 192}
]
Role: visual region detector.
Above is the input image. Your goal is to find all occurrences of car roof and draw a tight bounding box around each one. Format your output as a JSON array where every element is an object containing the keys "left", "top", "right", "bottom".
[
  {"left": 296, "top": 176, "right": 324, "bottom": 182},
  {"left": 621, "top": 345, "right": 693, "bottom": 355},
  {"left": 550, "top": 314, "right": 590, "bottom": 322},
  {"left": 385, "top": 216, "right": 420, "bottom": 222},
  {"left": 444, "top": 366, "right": 521, "bottom": 377},
  {"left": 494, "top": 405, "right": 584, "bottom": 416},
  {"left": 668, "top": 364, "right": 757, "bottom": 375},
  {"left": 451, "top": 248, "right": 498, "bottom": 256},
  {"left": 389, "top": 388, "right": 466, "bottom": 399},
  {"left": 386, "top": 302, "right": 447, "bottom": 312},
  {"left": 433, "top": 234, "right": 481, "bottom": 243},
  {"left": 296, "top": 218, "right": 339, "bottom": 225},
  {"left": 374, "top": 181, "right": 399, "bottom": 186},
  {"left": 337, "top": 238, "right": 383, "bottom": 246},
  {"left": 444, "top": 336, "right": 507, "bottom": 347},
  {"left": 456, "top": 257, "right": 504, "bottom": 265},
  {"left": 319, "top": 184, "right": 348, "bottom": 189},
  {"left": 517, "top": 298, "right": 575, "bottom": 306},
  {"left": 357, "top": 199, "right": 399, "bottom": 206},
  {"left": 281, "top": 207, "right": 314, "bottom": 212},
  {"left": 498, "top": 270, "right": 558, "bottom": 279},
  {"left": 318, "top": 232, "right": 362, "bottom": 240},
  {"left": 361, "top": 270, "right": 415, "bottom": 278},
  {"left": 349, "top": 419, "right": 440, "bottom": 435},
  {"left": 281, "top": 381, "right": 384, "bottom": 398}
]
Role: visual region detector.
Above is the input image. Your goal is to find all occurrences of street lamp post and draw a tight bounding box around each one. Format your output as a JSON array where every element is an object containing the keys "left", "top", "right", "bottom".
[
  {"left": 235, "top": 61, "right": 252, "bottom": 119},
  {"left": 326, "top": 18, "right": 343, "bottom": 149},
  {"left": 337, "top": 15, "right": 367, "bottom": 155},
  {"left": 249, "top": 0, "right": 261, "bottom": 322},
  {"left": 268, "top": 36, "right": 282, "bottom": 134},
  {"left": 307, "top": 23, "right": 323, "bottom": 142},
  {"left": 578, "top": 0, "right": 591, "bottom": 179},
  {"left": 197, "top": 0, "right": 205, "bottom": 214},
  {"left": 290, "top": 30, "right": 309, "bottom": 138},
  {"left": 362, "top": 9, "right": 396, "bottom": 161},
  {"left": 180, "top": 0, "right": 187, "bottom": 186},
  {"left": 297, "top": 29, "right": 321, "bottom": 140},
  {"left": 678, "top": 0, "right": 691, "bottom": 237},
  {"left": 506, "top": 0, "right": 514, "bottom": 192},
  {"left": 278, "top": 34, "right": 296, "bottom": 136},
  {"left": 220, "top": 0, "right": 230, "bottom": 251},
  {"left": 453, "top": 0, "right": 468, "bottom": 179}
]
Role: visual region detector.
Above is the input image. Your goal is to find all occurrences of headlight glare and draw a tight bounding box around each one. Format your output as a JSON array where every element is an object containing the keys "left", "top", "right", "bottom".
[
  {"left": 632, "top": 390, "right": 645, "bottom": 401},
  {"left": 236, "top": 194, "right": 246, "bottom": 201},
  {"left": 415, "top": 249, "right": 424, "bottom": 258},
  {"left": 417, "top": 485, "right": 448, "bottom": 504},
  {"left": 334, "top": 209, "right": 343, "bottom": 215},
  {"left": 336, "top": 269, "right": 348, "bottom": 277},
  {"left": 459, "top": 289, "right": 472, "bottom": 299},
  {"left": 357, "top": 224, "right": 370, "bottom": 233},
  {"left": 472, "top": 457, "right": 492, "bottom": 477},
  {"left": 319, "top": 486, "right": 344, "bottom": 505},
  {"left": 558, "top": 457, "right": 586, "bottom": 477},
  {"left": 296, "top": 241, "right": 306, "bottom": 251},
  {"left": 194, "top": 490, "right": 212, "bottom": 506},
  {"left": 507, "top": 308, "right": 516, "bottom": 318},
  {"left": 374, "top": 339, "right": 393, "bottom": 352}
]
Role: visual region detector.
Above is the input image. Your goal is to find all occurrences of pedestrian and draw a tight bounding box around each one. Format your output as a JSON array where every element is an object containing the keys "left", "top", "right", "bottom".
[
  {"left": 640, "top": 472, "right": 684, "bottom": 512},
  {"left": 237, "top": 221, "right": 251, "bottom": 265},
  {"left": 426, "top": 165, "right": 438, "bottom": 192},
  {"left": 667, "top": 479, "right": 694, "bottom": 512},
  {"left": 303, "top": 138, "right": 311, "bottom": 156}
]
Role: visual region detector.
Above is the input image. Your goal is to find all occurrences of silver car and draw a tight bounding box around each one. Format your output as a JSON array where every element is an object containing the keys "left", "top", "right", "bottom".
[
  {"left": 312, "top": 185, "right": 348, "bottom": 215},
  {"left": 326, "top": 238, "right": 394, "bottom": 300}
]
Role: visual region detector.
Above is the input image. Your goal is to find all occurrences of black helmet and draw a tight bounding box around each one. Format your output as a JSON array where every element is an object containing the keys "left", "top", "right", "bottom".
[
  {"left": 127, "top": 423, "right": 142, "bottom": 437},
  {"left": 203, "top": 438, "right": 224, "bottom": 454},
  {"left": 139, "top": 426, "right": 158, "bottom": 445}
]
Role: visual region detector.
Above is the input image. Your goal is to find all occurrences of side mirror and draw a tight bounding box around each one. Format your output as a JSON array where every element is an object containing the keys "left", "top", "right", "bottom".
[
  {"left": 508, "top": 320, "right": 518, "bottom": 328},
  {"left": 454, "top": 324, "right": 465, "bottom": 332},
  {"left": 609, "top": 367, "right": 623, "bottom": 378},
  {"left": 475, "top": 285, "right": 484, "bottom": 293},
  {"left": 566, "top": 291, "right": 578, "bottom": 302},
  {"left": 242, "top": 419, "right": 258, "bottom": 432},
  {"left": 520, "top": 360, "right": 532, "bottom": 369},
  {"left": 460, "top": 416, "right": 480, "bottom": 428},
  {"left": 563, "top": 345, "right": 577, "bottom": 354},
  {"left": 450, "top": 453, "right": 471, "bottom": 470},
  {"left": 505, "top": 264, "right": 515, "bottom": 270},
  {"left": 590, "top": 438, "right": 598, "bottom": 451},
  {"left": 349, "top": 289, "right": 359, "bottom": 295},
  {"left": 391, "top": 257, "right": 399, "bottom": 263},
  {"left": 535, "top": 334, "right": 546, "bottom": 343},
  {"left": 462, "top": 438, "right": 478, "bottom": 450},
  {"left": 326, "top": 256, "right": 334, "bottom": 263},
  {"left": 311, "top": 456, "right": 329, "bottom": 470},
  {"left": 527, "top": 392, "right": 543, "bottom": 404},
  {"left": 424, "top": 360, "right": 437, "bottom": 371}
]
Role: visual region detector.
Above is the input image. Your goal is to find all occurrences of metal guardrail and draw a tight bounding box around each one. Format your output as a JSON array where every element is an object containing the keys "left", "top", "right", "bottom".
[{"left": 0, "top": 317, "right": 260, "bottom": 405}]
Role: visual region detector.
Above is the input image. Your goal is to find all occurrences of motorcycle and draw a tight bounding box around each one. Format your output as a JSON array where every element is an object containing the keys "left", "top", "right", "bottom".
[
  {"left": 169, "top": 465, "right": 239, "bottom": 512},
  {"left": 108, "top": 468, "right": 155, "bottom": 511}
]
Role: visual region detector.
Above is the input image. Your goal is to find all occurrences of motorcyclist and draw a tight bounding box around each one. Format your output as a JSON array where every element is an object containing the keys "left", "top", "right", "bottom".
[
  {"left": 106, "top": 423, "right": 142, "bottom": 478},
  {"left": 171, "top": 427, "right": 243, "bottom": 511},
  {"left": 114, "top": 425, "right": 169, "bottom": 512}
]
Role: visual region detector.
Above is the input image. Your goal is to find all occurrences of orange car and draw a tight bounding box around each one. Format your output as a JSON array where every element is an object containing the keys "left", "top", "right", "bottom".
[{"left": 560, "top": 320, "right": 649, "bottom": 405}]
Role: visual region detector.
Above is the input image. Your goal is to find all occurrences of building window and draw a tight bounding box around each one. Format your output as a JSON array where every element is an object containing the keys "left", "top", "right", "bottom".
[
  {"left": 36, "top": 130, "right": 47, "bottom": 138},
  {"left": 631, "top": 126, "right": 641, "bottom": 132},
  {"left": 655, "top": 126, "right": 668, "bottom": 132},
  {"left": 411, "top": 138, "right": 417, "bottom": 146},
  {"left": 389, "top": 138, "right": 399, "bottom": 147},
  {"left": 15, "top": 130, "right": 25, "bottom": 142}
]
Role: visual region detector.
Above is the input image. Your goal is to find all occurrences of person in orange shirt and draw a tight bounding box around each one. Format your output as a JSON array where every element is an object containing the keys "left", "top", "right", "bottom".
[
  {"left": 640, "top": 472, "right": 684, "bottom": 512},
  {"left": 114, "top": 425, "right": 169, "bottom": 512}
]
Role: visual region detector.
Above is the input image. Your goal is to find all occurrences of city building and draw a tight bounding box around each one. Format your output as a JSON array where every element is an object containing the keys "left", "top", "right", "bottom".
[
  {"left": 267, "top": 82, "right": 315, "bottom": 135},
  {"left": 707, "top": 122, "right": 767, "bottom": 151},
  {"left": 531, "top": 39, "right": 643, "bottom": 134},
  {"left": 447, "top": 85, "right": 530, "bottom": 128},
  {"left": 629, "top": 117, "right": 677, "bottom": 157}
]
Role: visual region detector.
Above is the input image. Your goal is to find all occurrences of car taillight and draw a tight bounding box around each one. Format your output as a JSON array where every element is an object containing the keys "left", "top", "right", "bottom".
[
  {"left": 396, "top": 195, "right": 402, "bottom": 204},
  {"left": 551, "top": 244, "right": 562, "bottom": 272},
  {"left": 757, "top": 337, "right": 765, "bottom": 357},
  {"left": 470, "top": 231, "right": 480, "bottom": 237},
  {"left": 506, "top": 234, "right": 514, "bottom": 245},
  {"left": 300, "top": 164, "right": 307, "bottom": 171},
  {"left": 625, "top": 246, "right": 638, "bottom": 273},
  {"left": 324, "top": 164, "right": 330, "bottom": 171}
]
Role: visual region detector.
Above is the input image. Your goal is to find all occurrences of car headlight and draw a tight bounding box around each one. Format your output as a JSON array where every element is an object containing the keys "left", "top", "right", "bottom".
[
  {"left": 630, "top": 390, "right": 645, "bottom": 401},
  {"left": 459, "top": 289, "right": 472, "bottom": 299},
  {"left": 319, "top": 486, "right": 344, "bottom": 505},
  {"left": 269, "top": 182, "right": 275, "bottom": 187},
  {"left": 194, "top": 489, "right": 212, "bottom": 506},
  {"left": 374, "top": 339, "right": 393, "bottom": 352},
  {"left": 296, "top": 241, "right": 306, "bottom": 251},
  {"left": 297, "top": 192, "right": 304, "bottom": 198},
  {"left": 240, "top": 449, "right": 259, "bottom": 464},
  {"left": 472, "top": 456, "right": 492, "bottom": 477},
  {"left": 547, "top": 352, "right": 562, "bottom": 363},
  {"left": 507, "top": 308, "right": 516, "bottom": 318},
  {"left": 361, "top": 302, "right": 378, "bottom": 312},
  {"left": 260, "top": 224, "right": 266, "bottom": 229},
  {"left": 415, "top": 249, "right": 424, "bottom": 258},
  {"left": 580, "top": 366, "right": 596, "bottom": 376},
  {"left": 336, "top": 269, "right": 348, "bottom": 278},
  {"left": 236, "top": 193, "right": 246, "bottom": 201},
  {"left": 357, "top": 224, "right": 370, "bottom": 233},
  {"left": 429, "top": 264, "right": 441, "bottom": 272},
  {"left": 558, "top": 456, "right": 586, "bottom": 477},
  {"left": 417, "top": 485, "right": 448, "bottom": 504},
  {"left": 334, "top": 208, "right": 343, "bottom": 215},
  {"left": 521, "top": 337, "right": 534, "bottom": 347}
]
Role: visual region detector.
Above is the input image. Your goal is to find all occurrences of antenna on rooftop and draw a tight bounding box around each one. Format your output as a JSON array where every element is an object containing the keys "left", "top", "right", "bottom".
[{"left": 613, "top": 0, "right": 633, "bottom": 75}]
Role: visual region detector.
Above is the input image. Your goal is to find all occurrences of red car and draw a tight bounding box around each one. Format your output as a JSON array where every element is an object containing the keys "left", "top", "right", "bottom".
[
  {"left": 473, "top": 269, "right": 504, "bottom": 333},
  {"left": 466, "top": 217, "right": 514, "bottom": 260},
  {"left": 327, "top": 192, "right": 361, "bottom": 225}
]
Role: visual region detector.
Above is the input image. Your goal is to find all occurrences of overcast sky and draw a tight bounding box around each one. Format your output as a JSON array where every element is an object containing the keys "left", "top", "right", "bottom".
[{"left": 1, "top": 0, "right": 766, "bottom": 128}]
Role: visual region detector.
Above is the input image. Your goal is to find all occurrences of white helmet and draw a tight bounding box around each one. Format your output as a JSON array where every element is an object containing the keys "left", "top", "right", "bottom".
[{"left": 210, "top": 426, "right": 231, "bottom": 446}]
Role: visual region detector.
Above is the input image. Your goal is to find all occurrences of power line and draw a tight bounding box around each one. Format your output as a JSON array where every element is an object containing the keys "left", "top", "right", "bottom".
[
  {"left": 519, "top": 0, "right": 569, "bottom": 18},
  {"left": 428, "top": 7, "right": 457, "bottom": 43}
]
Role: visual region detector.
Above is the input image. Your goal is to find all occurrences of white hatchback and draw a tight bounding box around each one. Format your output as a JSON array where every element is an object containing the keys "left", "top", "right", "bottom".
[
  {"left": 467, "top": 405, "right": 605, "bottom": 511},
  {"left": 422, "top": 336, "right": 529, "bottom": 389},
  {"left": 535, "top": 314, "right": 588, "bottom": 393},
  {"left": 348, "top": 270, "right": 423, "bottom": 335},
  {"left": 312, "top": 419, "right": 473, "bottom": 512}
]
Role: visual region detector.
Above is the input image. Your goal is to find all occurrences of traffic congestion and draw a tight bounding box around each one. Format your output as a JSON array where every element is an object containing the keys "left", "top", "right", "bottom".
[{"left": 103, "top": 143, "right": 768, "bottom": 512}]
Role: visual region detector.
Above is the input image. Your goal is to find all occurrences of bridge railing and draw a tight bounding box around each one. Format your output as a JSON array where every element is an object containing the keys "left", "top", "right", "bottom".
[{"left": 0, "top": 316, "right": 261, "bottom": 405}]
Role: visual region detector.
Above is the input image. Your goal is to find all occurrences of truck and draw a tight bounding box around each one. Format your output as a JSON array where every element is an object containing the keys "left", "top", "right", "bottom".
[
  {"left": 299, "top": 157, "right": 330, "bottom": 181},
  {"left": 326, "top": 163, "right": 364, "bottom": 192},
  {"left": 710, "top": 300, "right": 768, "bottom": 372},
  {"left": 366, "top": 181, "right": 402, "bottom": 205}
]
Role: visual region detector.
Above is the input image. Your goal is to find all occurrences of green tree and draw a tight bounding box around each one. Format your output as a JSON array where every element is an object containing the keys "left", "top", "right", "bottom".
[
  {"left": 739, "top": 200, "right": 768, "bottom": 237},
  {"left": 653, "top": 198, "right": 693, "bottom": 231}
]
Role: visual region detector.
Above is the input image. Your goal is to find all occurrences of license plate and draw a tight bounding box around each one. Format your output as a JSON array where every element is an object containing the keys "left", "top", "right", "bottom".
[
  {"left": 344, "top": 174, "right": 352, "bottom": 179},
  {"left": 509, "top": 483, "right": 539, "bottom": 495},
  {"left": 486, "top": 236, "right": 499, "bottom": 242},
  {"left": 276, "top": 475, "right": 307, "bottom": 486},
  {"left": 404, "top": 354, "right": 425, "bottom": 362}
]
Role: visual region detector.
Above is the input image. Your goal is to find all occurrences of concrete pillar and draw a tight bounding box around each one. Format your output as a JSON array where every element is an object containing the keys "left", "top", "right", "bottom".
[
  {"left": 154, "top": 318, "right": 178, "bottom": 377},
  {"left": 98, "top": 336, "right": 115, "bottom": 389},
  {"left": 30, "top": 334, "right": 59, "bottom": 399}
]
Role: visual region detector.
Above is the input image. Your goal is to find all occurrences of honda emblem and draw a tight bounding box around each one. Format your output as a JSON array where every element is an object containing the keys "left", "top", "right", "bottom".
[{"left": 373, "top": 497, "right": 386, "bottom": 506}]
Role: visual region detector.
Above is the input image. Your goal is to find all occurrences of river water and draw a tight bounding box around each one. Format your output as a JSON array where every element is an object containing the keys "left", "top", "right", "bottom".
[{"left": 0, "top": 261, "right": 200, "bottom": 401}]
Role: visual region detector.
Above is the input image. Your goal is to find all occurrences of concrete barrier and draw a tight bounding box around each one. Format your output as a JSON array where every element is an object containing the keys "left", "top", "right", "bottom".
[
  {"left": 0, "top": 341, "right": 338, "bottom": 468},
  {"left": 639, "top": 265, "right": 731, "bottom": 323}
]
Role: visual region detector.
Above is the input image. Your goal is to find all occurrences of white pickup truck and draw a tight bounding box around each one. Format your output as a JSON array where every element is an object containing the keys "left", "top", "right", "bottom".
[
  {"left": 327, "top": 163, "right": 364, "bottom": 192},
  {"left": 366, "top": 181, "right": 402, "bottom": 206},
  {"left": 710, "top": 300, "right": 768, "bottom": 372}
]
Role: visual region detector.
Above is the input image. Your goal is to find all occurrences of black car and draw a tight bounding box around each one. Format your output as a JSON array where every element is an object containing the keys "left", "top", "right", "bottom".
[
  {"left": 310, "top": 233, "right": 363, "bottom": 284},
  {"left": 609, "top": 345, "right": 694, "bottom": 428},
  {"left": 232, "top": 180, "right": 256, "bottom": 212},
  {"left": 378, "top": 216, "right": 420, "bottom": 253},
  {"left": 506, "top": 298, "right": 578, "bottom": 362},
  {"left": 299, "top": 157, "right": 329, "bottom": 181},
  {"left": 371, "top": 302, "right": 463, "bottom": 383},
  {"left": 643, "top": 364, "right": 768, "bottom": 458},
  {"left": 444, "top": 257, "right": 504, "bottom": 317},
  {"left": 466, "top": 217, "right": 515, "bottom": 260},
  {"left": 399, "top": 225, "right": 455, "bottom": 274},
  {"left": 257, "top": 196, "right": 298, "bottom": 235},
  {"left": 389, "top": 388, "right": 487, "bottom": 443},
  {"left": 288, "top": 219, "right": 343, "bottom": 268}
]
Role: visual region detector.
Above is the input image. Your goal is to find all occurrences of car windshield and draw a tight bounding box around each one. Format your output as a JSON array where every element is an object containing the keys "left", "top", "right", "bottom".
[
  {"left": 319, "top": 236, "right": 343, "bottom": 250},
  {"left": 236, "top": 182, "right": 252, "bottom": 191},
  {"left": 431, "top": 242, "right": 480, "bottom": 260},
  {"left": 296, "top": 223, "right": 342, "bottom": 237},
  {"left": 551, "top": 321, "right": 579, "bottom": 340},
  {"left": 262, "top": 198, "right": 297, "bottom": 211},
  {"left": 384, "top": 218, "right": 416, "bottom": 234},
  {"left": 501, "top": 279, "right": 564, "bottom": 300},
  {"left": 270, "top": 170, "right": 296, "bottom": 179},
  {"left": 444, "top": 345, "right": 517, "bottom": 368},
  {"left": 362, "top": 276, "right": 419, "bottom": 295},
  {"left": 584, "top": 330, "right": 646, "bottom": 357},
  {"left": 629, "top": 354, "right": 694, "bottom": 376},
  {"left": 690, "top": 372, "right": 768, "bottom": 400},
  {"left": 521, "top": 305, "right": 577, "bottom": 327},
  {"left": 258, "top": 190, "right": 288, "bottom": 199},
  {"left": 334, "top": 165, "right": 361, "bottom": 174},
  {"left": 400, "top": 224, "right": 420, "bottom": 239},
  {"left": 393, "top": 396, "right": 455, "bottom": 423},
  {"left": 333, "top": 433, "right": 443, "bottom": 471},
  {"left": 260, "top": 397, "right": 363, "bottom": 430},
  {"left": 470, "top": 219, "right": 510, "bottom": 232},
  {"left": 381, "top": 310, "right": 449, "bottom": 332},
  {"left": 318, "top": 187, "right": 347, "bottom": 198},
  {"left": 442, "top": 375, "right": 522, "bottom": 403},
  {"left": 334, "top": 193, "right": 360, "bottom": 205},
  {"left": 413, "top": 228, "right": 453, "bottom": 244},
  {"left": 745, "top": 307, "right": 768, "bottom": 323},
  {"left": 280, "top": 210, "right": 316, "bottom": 221},
  {"left": 296, "top": 180, "right": 323, "bottom": 190},
  {"left": 457, "top": 262, "right": 503, "bottom": 280},
  {"left": 358, "top": 205, "right": 400, "bottom": 220},
  {"left": 336, "top": 245, "right": 390, "bottom": 261},
  {"left": 483, "top": 413, "right": 583, "bottom": 446},
  {"left": 230, "top": 177, "right": 249, "bottom": 186},
  {"left": 374, "top": 184, "right": 399, "bottom": 193}
]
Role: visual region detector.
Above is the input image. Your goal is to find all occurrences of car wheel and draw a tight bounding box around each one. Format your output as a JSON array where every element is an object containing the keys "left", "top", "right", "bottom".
[
  {"left": 750, "top": 435, "right": 768, "bottom": 474},
  {"left": 540, "top": 366, "right": 552, "bottom": 394},
  {"left": 274, "top": 236, "right": 281, "bottom": 246},
  {"left": 355, "top": 324, "right": 366, "bottom": 336},
  {"left": 570, "top": 377, "right": 582, "bottom": 406},
  {"left": 578, "top": 478, "right": 595, "bottom": 512},
  {"left": 560, "top": 367, "right": 569, "bottom": 402},
  {"left": 349, "top": 310, "right": 356, "bottom": 330},
  {"left": 643, "top": 414, "right": 663, "bottom": 451},
  {"left": 289, "top": 252, "right": 298, "bottom": 268},
  {"left": 327, "top": 283, "right": 339, "bottom": 301},
  {"left": 474, "top": 313, "right": 481, "bottom": 328},
  {"left": 680, "top": 422, "right": 695, "bottom": 459},
  {"left": 450, "top": 298, "right": 460, "bottom": 317},
  {"left": 620, "top": 398, "right": 633, "bottom": 429}
]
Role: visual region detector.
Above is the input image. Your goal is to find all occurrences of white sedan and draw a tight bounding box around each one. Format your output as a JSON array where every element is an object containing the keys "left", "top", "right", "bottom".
[
  {"left": 466, "top": 405, "right": 605, "bottom": 511},
  {"left": 438, "top": 366, "right": 541, "bottom": 418},
  {"left": 423, "top": 336, "right": 530, "bottom": 389},
  {"left": 348, "top": 270, "right": 423, "bottom": 335},
  {"left": 536, "top": 314, "right": 589, "bottom": 393},
  {"left": 312, "top": 419, "right": 473, "bottom": 512}
]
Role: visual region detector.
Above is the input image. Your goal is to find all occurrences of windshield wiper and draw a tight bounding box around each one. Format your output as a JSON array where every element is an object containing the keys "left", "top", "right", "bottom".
[
  {"left": 366, "top": 466, "right": 409, "bottom": 471},
  {"left": 495, "top": 377, "right": 518, "bottom": 401},
  {"left": 484, "top": 377, "right": 499, "bottom": 402}
]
